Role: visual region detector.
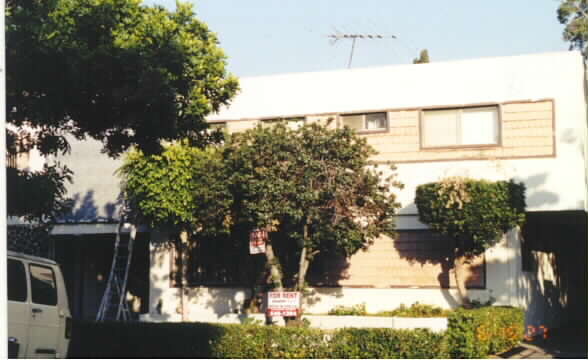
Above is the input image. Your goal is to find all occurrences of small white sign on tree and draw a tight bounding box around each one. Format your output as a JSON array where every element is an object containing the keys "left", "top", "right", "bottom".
[{"left": 249, "top": 228, "right": 267, "bottom": 254}]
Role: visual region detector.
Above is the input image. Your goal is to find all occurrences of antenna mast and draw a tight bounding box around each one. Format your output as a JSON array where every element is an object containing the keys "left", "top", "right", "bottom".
[{"left": 327, "top": 32, "right": 397, "bottom": 68}]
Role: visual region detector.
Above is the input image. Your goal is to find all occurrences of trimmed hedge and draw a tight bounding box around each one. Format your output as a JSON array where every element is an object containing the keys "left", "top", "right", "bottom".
[
  {"left": 68, "top": 321, "right": 224, "bottom": 358},
  {"left": 68, "top": 306, "right": 523, "bottom": 358},
  {"left": 330, "top": 328, "right": 448, "bottom": 359},
  {"left": 211, "top": 324, "right": 331, "bottom": 358},
  {"left": 376, "top": 302, "right": 452, "bottom": 318},
  {"left": 446, "top": 306, "right": 524, "bottom": 358},
  {"left": 415, "top": 178, "right": 526, "bottom": 257}
]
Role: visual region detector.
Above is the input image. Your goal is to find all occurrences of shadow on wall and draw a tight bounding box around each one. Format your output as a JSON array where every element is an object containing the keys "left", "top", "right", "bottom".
[
  {"left": 520, "top": 210, "right": 587, "bottom": 333},
  {"left": 146, "top": 229, "right": 352, "bottom": 319},
  {"left": 390, "top": 171, "right": 564, "bottom": 309},
  {"left": 390, "top": 230, "right": 481, "bottom": 308},
  {"left": 523, "top": 173, "right": 559, "bottom": 209},
  {"left": 60, "top": 190, "right": 123, "bottom": 223},
  {"left": 148, "top": 239, "right": 177, "bottom": 322}
]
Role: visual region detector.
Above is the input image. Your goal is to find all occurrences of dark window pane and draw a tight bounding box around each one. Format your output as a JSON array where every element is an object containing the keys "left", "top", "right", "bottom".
[
  {"left": 8, "top": 259, "right": 27, "bottom": 302},
  {"left": 29, "top": 264, "right": 57, "bottom": 306}
]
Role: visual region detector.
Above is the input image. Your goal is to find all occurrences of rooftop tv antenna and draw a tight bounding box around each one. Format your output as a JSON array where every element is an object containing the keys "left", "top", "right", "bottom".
[{"left": 328, "top": 30, "right": 397, "bottom": 68}]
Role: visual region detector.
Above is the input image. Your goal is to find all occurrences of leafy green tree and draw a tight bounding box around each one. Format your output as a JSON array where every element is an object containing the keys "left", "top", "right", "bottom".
[
  {"left": 119, "top": 143, "right": 232, "bottom": 319},
  {"left": 557, "top": 0, "right": 588, "bottom": 58},
  {"left": 224, "top": 122, "right": 403, "bottom": 299},
  {"left": 414, "top": 177, "right": 526, "bottom": 305},
  {"left": 119, "top": 144, "right": 232, "bottom": 235},
  {"left": 412, "top": 49, "right": 430, "bottom": 64},
  {"left": 6, "top": 164, "right": 73, "bottom": 223},
  {"left": 6, "top": 0, "right": 238, "bottom": 222},
  {"left": 7, "top": 0, "right": 238, "bottom": 157}
]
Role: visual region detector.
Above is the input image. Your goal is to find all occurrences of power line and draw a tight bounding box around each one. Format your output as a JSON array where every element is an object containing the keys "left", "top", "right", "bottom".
[{"left": 327, "top": 32, "right": 397, "bottom": 68}]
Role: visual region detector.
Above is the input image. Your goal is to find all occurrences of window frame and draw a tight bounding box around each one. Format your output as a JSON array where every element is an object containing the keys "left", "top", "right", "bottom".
[
  {"left": 208, "top": 121, "right": 228, "bottom": 132},
  {"left": 29, "top": 263, "right": 58, "bottom": 306},
  {"left": 8, "top": 259, "right": 28, "bottom": 303},
  {"left": 339, "top": 112, "right": 389, "bottom": 134},
  {"left": 419, "top": 104, "right": 502, "bottom": 150},
  {"left": 169, "top": 237, "right": 258, "bottom": 288},
  {"left": 260, "top": 116, "right": 306, "bottom": 129}
]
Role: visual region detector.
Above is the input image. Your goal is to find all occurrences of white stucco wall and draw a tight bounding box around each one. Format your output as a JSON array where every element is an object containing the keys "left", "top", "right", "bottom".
[
  {"left": 145, "top": 52, "right": 583, "bottom": 327},
  {"left": 146, "top": 228, "right": 534, "bottom": 322},
  {"left": 211, "top": 51, "right": 588, "bottom": 214}
]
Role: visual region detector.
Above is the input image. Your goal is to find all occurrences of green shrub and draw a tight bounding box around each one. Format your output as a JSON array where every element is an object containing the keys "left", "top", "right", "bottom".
[
  {"left": 330, "top": 328, "right": 448, "bottom": 359},
  {"left": 327, "top": 303, "right": 367, "bottom": 316},
  {"left": 68, "top": 320, "right": 224, "bottom": 358},
  {"left": 68, "top": 308, "right": 522, "bottom": 358},
  {"left": 415, "top": 178, "right": 526, "bottom": 257},
  {"left": 376, "top": 302, "right": 452, "bottom": 318},
  {"left": 446, "top": 306, "right": 524, "bottom": 358},
  {"left": 210, "top": 324, "right": 331, "bottom": 358}
]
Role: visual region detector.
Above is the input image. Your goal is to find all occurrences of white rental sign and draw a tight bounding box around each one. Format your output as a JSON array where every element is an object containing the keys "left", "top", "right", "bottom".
[{"left": 267, "top": 292, "right": 300, "bottom": 317}]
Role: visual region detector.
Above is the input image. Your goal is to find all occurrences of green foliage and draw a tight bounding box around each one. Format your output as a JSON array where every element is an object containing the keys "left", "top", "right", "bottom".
[
  {"left": 328, "top": 303, "right": 368, "bottom": 316},
  {"left": 446, "top": 306, "right": 524, "bottom": 358},
  {"left": 68, "top": 320, "right": 225, "bottom": 358},
  {"left": 69, "top": 321, "right": 331, "bottom": 358},
  {"left": 224, "top": 122, "right": 402, "bottom": 288},
  {"left": 6, "top": 164, "right": 73, "bottom": 222},
  {"left": 415, "top": 177, "right": 526, "bottom": 257},
  {"left": 211, "top": 324, "right": 331, "bottom": 358},
  {"left": 119, "top": 143, "right": 232, "bottom": 234},
  {"left": 6, "top": 0, "right": 237, "bottom": 223},
  {"left": 377, "top": 302, "right": 451, "bottom": 318},
  {"left": 412, "top": 49, "right": 430, "bottom": 64},
  {"left": 330, "top": 328, "right": 448, "bottom": 359},
  {"left": 69, "top": 313, "right": 522, "bottom": 358},
  {"left": 6, "top": 0, "right": 238, "bottom": 157},
  {"left": 558, "top": 0, "right": 588, "bottom": 58}
]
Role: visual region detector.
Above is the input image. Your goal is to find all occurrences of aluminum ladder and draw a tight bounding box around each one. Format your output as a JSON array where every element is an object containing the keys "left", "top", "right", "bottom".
[{"left": 96, "top": 211, "right": 137, "bottom": 321}]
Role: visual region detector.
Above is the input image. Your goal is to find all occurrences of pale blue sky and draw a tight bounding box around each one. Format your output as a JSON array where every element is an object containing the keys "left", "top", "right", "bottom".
[{"left": 144, "top": 0, "right": 569, "bottom": 77}]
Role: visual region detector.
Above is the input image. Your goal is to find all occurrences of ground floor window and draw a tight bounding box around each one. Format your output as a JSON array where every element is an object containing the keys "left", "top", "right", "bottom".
[
  {"left": 307, "top": 230, "right": 485, "bottom": 289},
  {"left": 171, "top": 230, "right": 486, "bottom": 289},
  {"left": 170, "top": 234, "right": 261, "bottom": 287}
]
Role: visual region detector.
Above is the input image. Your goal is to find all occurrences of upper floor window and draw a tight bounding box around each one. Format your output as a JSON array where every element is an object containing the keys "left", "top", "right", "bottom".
[
  {"left": 421, "top": 106, "right": 499, "bottom": 148},
  {"left": 261, "top": 117, "right": 305, "bottom": 130},
  {"left": 341, "top": 112, "right": 388, "bottom": 132},
  {"left": 208, "top": 122, "right": 227, "bottom": 132}
]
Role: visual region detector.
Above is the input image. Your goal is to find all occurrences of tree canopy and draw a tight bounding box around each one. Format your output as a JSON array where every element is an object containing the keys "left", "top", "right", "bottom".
[
  {"left": 6, "top": 0, "right": 238, "bottom": 157},
  {"left": 6, "top": 0, "right": 238, "bottom": 222},
  {"left": 119, "top": 143, "right": 232, "bottom": 236},
  {"left": 415, "top": 177, "right": 526, "bottom": 304},
  {"left": 119, "top": 121, "right": 403, "bottom": 299},
  {"left": 558, "top": 0, "right": 588, "bottom": 58},
  {"left": 224, "top": 122, "right": 403, "bottom": 292},
  {"left": 412, "top": 49, "right": 430, "bottom": 64}
]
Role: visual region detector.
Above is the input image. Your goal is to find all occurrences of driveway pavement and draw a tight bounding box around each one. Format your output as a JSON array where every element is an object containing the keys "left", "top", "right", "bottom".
[{"left": 494, "top": 327, "right": 587, "bottom": 359}]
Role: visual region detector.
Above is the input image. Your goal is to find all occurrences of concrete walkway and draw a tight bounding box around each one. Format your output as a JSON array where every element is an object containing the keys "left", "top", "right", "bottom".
[{"left": 494, "top": 328, "right": 587, "bottom": 359}]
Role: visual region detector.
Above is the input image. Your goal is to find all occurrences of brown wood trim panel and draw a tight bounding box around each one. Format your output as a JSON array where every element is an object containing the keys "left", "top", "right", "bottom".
[
  {"left": 210, "top": 99, "right": 556, "bottom": 164},
  {"left": 208, "top": 98, "right": 555, "bottom": 124},
  {"left": 371, "top": 153, "right": 557, "bottom": 165}
]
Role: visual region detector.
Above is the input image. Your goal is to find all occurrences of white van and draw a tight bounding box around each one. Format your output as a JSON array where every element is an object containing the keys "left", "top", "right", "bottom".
[{"left": 7, "top": 251, "right": 72, "bottom": 358}]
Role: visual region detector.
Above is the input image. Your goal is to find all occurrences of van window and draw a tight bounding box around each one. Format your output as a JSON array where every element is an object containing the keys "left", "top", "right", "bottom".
[
  {"left": 29, "top": 264, "right": 57, "bottom": 306},
  {"left": 8, "top": 259, "right": 27, "bottom": 302}
]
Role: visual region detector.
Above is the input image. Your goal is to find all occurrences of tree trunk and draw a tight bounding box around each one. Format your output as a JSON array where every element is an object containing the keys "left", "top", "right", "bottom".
[
  {"left": 296, "top": 223, "right": 310, "bottom": 292},
  {"left": 179, "top": 230, "right": 190, "bottom": 321},
  {"left": 265, "top": 240, "right": 283, "bottom": 291},
  {"left": 453, "top": 248, "right": 471, "bottom": 307},
  {"left": 264, "top": 239, "right": 284, "bottom": 325}
]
